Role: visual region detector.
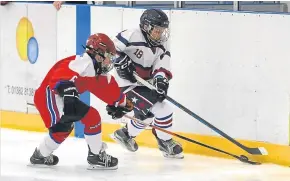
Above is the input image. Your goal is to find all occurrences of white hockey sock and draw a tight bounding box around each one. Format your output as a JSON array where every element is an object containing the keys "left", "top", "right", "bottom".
[
  {"left": 38, "top": 134, "right": 60, "bottom": 157},
  {"left": 127, "top": 120, "right": 145, "bottom": 137},
  {"left": 84, "top": 133, "right": 102, "bottom": 155},
  {"left": 154, "top": 114, "right": 173, "bottom": 141},
  {"left": 127, "top": 118, "right": 152, "bottom": 137}
]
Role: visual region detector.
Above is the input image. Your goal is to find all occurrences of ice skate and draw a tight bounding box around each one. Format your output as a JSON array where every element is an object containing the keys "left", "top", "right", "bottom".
[
  {"left": 29, "top": 148, "right": 59, "bottom": 167},
  {"left": 111, "top": 125, "right": 138, "bottom": 152},
  {"left": 152, "top": 129, "right": 184, "bottom": 159},
  {"left": 87, "top": 142, "right": 118, "bottom": 170}
]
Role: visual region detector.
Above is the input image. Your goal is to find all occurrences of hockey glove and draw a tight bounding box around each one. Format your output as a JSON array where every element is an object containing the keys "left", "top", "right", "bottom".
[
  {"left": 55, "top": 81, "right": 80, "bottom": 117},
  {"left": 152, "top": 76, "right": 169, "bottom": 102},
  {"left": 106, "top": 99, "right": 134, "bottom": 119},
  {"left": 114, "top": 54, "right": 137, "bottom": 83}
]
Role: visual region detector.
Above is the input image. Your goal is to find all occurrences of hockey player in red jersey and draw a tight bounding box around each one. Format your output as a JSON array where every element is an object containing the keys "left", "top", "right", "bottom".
[{"left": 29, "top": 33, "right": 134, "bottom": 170}]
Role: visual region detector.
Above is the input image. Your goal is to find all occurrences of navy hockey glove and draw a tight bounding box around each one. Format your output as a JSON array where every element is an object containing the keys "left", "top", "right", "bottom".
[
  {"left": 152, "top": 76, "right": 169, "bottom": 102},
  {"left": 114, "top": 55, "right": 137, "bottom": 83},
  {"left": 55, "top": 81, "right": 81, "bottom": 117},
  {"left": 106, "top": 99, "right": 134, "bottom": 119}
]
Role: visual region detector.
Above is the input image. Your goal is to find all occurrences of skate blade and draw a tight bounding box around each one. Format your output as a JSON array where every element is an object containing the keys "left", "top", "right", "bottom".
[
  {"left": 87, "top": 164, "right": 118, "bottom": 170},
  {"left": 109, "top": 133, "right": 118, "bottom": 142},
  {"left": 109, "top": 133, "right": 137, "bottom": 152},
  {"left": 27, "top": 163, "right": 56, "bottom": 168},
  {"left": 162, "top": 152, "right": 184, "bottom": 159}
]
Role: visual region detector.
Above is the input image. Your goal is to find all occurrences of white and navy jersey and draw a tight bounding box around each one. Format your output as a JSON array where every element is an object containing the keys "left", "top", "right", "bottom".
[{"left": 111, "top": 28, "right": 172, "bottom": 88}]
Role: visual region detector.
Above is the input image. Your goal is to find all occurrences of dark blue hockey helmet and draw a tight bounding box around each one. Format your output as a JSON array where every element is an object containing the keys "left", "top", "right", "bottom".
[{"left": 140, "top": 9, "right": 170, "bottom": 46}]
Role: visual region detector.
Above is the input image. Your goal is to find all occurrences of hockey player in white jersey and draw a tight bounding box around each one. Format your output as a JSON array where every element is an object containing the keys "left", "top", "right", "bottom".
[{"left": 109, "top": 9, "right": 184, "bottom": 159}]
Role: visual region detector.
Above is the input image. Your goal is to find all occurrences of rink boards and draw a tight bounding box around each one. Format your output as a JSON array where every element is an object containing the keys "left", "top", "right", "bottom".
[
  {"left": 1, "top": 109, "right": 290, "bottom": 167},
  {"left": 1, "top": 3, "right": 290, "bottom": 167}
]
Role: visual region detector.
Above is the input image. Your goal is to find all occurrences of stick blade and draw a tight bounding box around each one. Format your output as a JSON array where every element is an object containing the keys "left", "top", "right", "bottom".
[
  {"left": 239, "top": 155, "right": 261, "bottom": 165},
  {"left": 258, "top": 147, "right": 268, "bottom": 155},
  {"left": 247, "top": 147, "right": 268, "bottom": 155}
]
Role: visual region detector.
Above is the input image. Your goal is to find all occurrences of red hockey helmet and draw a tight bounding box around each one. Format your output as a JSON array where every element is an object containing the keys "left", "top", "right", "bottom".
[{"left": 84, "top": 33, "right": 117, "bottom": 75}]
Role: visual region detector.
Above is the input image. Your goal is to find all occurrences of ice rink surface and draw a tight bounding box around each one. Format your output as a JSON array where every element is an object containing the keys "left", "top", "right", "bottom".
[{"left": 1, "top": 128, "right": 289, "bottom": 181}]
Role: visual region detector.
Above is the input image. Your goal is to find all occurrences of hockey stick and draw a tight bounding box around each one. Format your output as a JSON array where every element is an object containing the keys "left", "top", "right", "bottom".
[
  {"left": 27, "top": 103, "right": 35, "bottom": 107},
  {"left": 133, "top": 73, "right": 268, "bottom": 156},
  {"left": 27, "top": 102, "right": 259, "bottom": 164},
  {"left": 124, "top": 114, "right": 260, "bottom": 165}
]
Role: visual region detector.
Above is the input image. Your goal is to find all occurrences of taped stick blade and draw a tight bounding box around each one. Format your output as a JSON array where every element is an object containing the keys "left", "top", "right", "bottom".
[{"left": 258, "top": 147, "right": 268, "bottom": 155}]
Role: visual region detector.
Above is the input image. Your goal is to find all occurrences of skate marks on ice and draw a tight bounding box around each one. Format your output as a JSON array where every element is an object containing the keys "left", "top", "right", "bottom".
[{"left": 1, "top": 128, "right": 290, "bottom": 181}]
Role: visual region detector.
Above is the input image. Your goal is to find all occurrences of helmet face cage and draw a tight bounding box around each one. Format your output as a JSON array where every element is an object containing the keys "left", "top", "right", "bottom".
[
  {"left": 87, "top": 45, "right": 116, "bottom": 75},
  {"left": 143, "top": 20, "right": 170, "bottom": 46},
  {"left": 99, "top": 51, "right": 116, "bottom": 75},
  {"left": 85, "top": 33, "right": 117, "bottom": 75}
]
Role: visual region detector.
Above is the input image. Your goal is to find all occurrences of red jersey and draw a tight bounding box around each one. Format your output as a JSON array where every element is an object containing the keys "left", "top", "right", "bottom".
[{"left": 37, "top": 53, "right": 126, "bottom": 106}]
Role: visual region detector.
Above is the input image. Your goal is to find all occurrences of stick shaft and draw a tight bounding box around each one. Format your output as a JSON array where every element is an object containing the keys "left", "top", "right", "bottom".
[{"left": 133, "top": 73, "right": 264, "bottom": 155}]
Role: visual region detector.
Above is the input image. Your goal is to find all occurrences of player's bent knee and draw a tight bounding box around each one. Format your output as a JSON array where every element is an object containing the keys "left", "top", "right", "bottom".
[
  {"left": 81, "top": 107, "right": 102, "bottom": 135},
  {"left": 75, "top": 99, "right": 90, "bottom": 118},
  {"left": 49, "top": 122, "right": 74, "bottom": 144},
  {"left": 61, "top": 99, "right": 90, "bottom": 123}
]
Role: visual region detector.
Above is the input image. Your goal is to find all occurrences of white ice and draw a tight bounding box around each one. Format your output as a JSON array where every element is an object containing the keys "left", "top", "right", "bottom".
[{"left": 1, "top": 128, "right": 289, "bottom": 181}]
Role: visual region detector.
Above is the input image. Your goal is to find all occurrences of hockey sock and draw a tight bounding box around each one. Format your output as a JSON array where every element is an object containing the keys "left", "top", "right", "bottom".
[
  {"left": 81, "top": 107, "right": 102, "bottom": 155},
  {"left": 38, "top": 122, "right": 73, "bottom": 157},
  {"left": 153, "top": 113, "right": 173, "bottom": 141},
  {"left": 38, "top": 135, "right": 60, "bottom": 157},
  {"left": 127, "top": 117, "right": 152, "bottom": 137}
]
